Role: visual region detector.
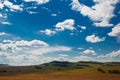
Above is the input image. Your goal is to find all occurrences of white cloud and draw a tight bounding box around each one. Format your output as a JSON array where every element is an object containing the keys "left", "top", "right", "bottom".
[
  {"left": 77, "top": 25, "right": 86, "bottom": 32},
  {"left": 42, "top": 7, "right": 51, "bottom": 11},
  {"left": 51, "top": 14, "right": 57, "bottom": 16},
  {"left": 0, "top": 2, "right": 4, "bottom": 9},
  {"left": 83, "top": 49, "right": 96, "bottom": 55},
  {"left": 55, "top": 19, "right": 75, "bottom": 31},
  {"left": 0, "top": 32, "right": 10, "bottom": 36},
  {"left": 0, "top": 39, "right": 49, "bottom": 53},
  {"left": 1, "top": 54, "right": 42, "bottom": 66},
  {"left": 77, "top": 47, "right": 83, "bottom": 50},
  {"left": 86, "top": 34, "right": 105, "bottom": 43},
  {"left": 28, "top": 46, "right": 72, "bottom": 55},
  {"left": 0, "top": 45, "right": 71, "bottom": 65},
  {"left": 24, "top": 0, "right": 49, "bottom": 4},
  {"left": 25, "top": 55, "right": 40, "bottom": 62},
  {"left": 108, "top": 23, "right": 120, "bottom": 42},
  {"left": 40, "top": 29, "right": 56, "bottom": 36},
  {"left": 28, "top": 11, "right": 38, "bottom": 14},
  {"left": 0, "top": 13, "right": 7, "bottom": 20},
  {"left": 0, "top": 13, "right": 3, "bottom": 17},
  {"left": 1, "top": 21, "right": 11, "bottom": 25},
  {"left": 97, "top": 50, "right": 120, "bottom": 62},
  {"left": 94, "top": 21, "right": 113, "bottom": 27},
  {"left": 81, "top": 26, "right": 86, "bottom": 30},
  {"left": 107, "top": 50, "right": 120, "bottom": 58},
  {"left": 6, "top": 55, "right": 26, "bottom": 63},
  {"left": 75, "top": 49, "right": 120, "bottom": 62},
  {"left": 4, "top": 0, "right": 23, "bottom": 11},
  {"left": 0, "top": 38, "right": 72, "bottom": 65},
  {"left": 39, "top": 19, "right": 76, "bottom": 36},
  {"left": 15, "top": 40, "right": 49, "bottom": 47},
  {"left": 59, "top": 54, "right": 68, "bottom": 57},
  {"left": 0, "top": 52, "right": 5, "bottom": 56},
  {"left": 75, "top": 55, "right": 94, "bottom": 61},
  {"left": 0, "top": 32, "right": 21, "bottom": 41},
  {"left": 25, "top": 6, "right": 37, "bottom": 11},
  {"left": 0, "top": 0, "right": 50, "bottom": 16},
  {"left": 71, "top": 0, "right": 119, "bottom": 27}
]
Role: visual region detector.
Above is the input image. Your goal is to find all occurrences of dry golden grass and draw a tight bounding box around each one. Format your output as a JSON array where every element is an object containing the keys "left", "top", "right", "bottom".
[
  {"left": 0, "top": 62, "right": 120, "bottom": 80},
  {"left": 0, "top": 66, "right": 120, "bottom": 80}
]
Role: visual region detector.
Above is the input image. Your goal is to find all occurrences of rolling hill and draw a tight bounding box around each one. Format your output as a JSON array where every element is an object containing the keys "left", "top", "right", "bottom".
[{"left": 0, "top": 61, "right": 120, "bottom": 80}]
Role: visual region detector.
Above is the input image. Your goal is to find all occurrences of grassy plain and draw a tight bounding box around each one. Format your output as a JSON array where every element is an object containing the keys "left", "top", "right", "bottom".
[{"left": 0, "top": 61, "right": 120, "bottom": 80}]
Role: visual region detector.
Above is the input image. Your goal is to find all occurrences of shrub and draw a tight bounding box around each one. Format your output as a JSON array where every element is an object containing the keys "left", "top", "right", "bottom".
[
  {"left": 0, "top": 70, "right": 7, "bottom": 72},
  {"left": 97, "top": 68, "right": 105, "bottom": 73},
  {"left": 57, "top": 68, "right": 62, "bottom": 71},
  {"left": 34, "top": 66, "right": 42, "bottom": 69},
  {"left": 108, "top": 70, "right": 120, "bottom": 74}
]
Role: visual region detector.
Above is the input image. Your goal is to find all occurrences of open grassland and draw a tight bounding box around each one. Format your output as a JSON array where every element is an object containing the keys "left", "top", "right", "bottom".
[{"left": 0, "top": 61, "right": 120, "bottom": 80}]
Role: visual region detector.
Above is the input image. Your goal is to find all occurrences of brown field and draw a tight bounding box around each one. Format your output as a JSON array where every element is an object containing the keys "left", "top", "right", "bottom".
[{"left": 0, "top": 62, "right": 120, "bottom": 80}]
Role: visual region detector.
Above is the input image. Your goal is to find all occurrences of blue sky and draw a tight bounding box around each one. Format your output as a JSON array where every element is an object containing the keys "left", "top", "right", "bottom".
[{"left": 0, "top": 0, "right": 120, "bottom": 66}]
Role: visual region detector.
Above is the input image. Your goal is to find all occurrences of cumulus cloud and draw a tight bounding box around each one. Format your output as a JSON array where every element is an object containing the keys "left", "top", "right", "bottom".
[
  {"left": 28, "top": 46, "right": 72, "bottom": 55},
  {"left": 86, "top": 34, "right": 105, "bottom": 43},
  {"left": 107, "top": 50, "right": 120, "bottom": 58},
  {"left": 0, "top": 37, "right": 72, "bottom": 65},
  {"left": 94, "top": 21, "right": 113, "bottom": 27},
  {"left": 75, "top": 49, "right": 120, "bottom": 62},
  {"left": 39, "top": 19, "right": 76, "bottom": 36},
  {"left": 97, "top": 50, "right": 120, "bottom": 62},
  {"left": 71, "top": 0, "right": 119, "bottom": 27},
  {"left": 0, "top": 2, "right": 4, "bottom": 9},
  {"left": 0, "top": 0, "right": 50, "bottom": 24},
  {"left": 55, "top": 19, "right": 75, "bottom": 31},
  {"left": 77, "top": 25, "right": 86, "bottom": 32},
  {"left": 3, "top": 0, "right": 23, "bottom": 11},
  {"left": 83, "top": 49, "right": 96, "bottom": 55},
  {"left": 0, "top": 45, "right": 72, "bottom": 65},
  {"left": 0, "top": 39, "right": 49, "bottom": 53},
  {"left": 2, "top": 46, "right": 71, "bottom": 65},
  {"left": 108, "top": 23, "right": 120, "bottom": 42},
  {"left": 0, "top": 32, "right": 21, "bottom": 42},
  {"left": 0, "top": 0, "right": 50, "bottom": 14},
  {"left": 0, "top": 39, "right": 49, "bottom": 65},
  {"left": 6, "top": 55, "right": 26, "bottom": 63},
  {"left": 24, "top": 0, "right": 49, "bottom": 4},
  {"left": 0, "top": 32, "right": 10, "bottom": 36},
  {"left": 40, "top": 29, "right": 56, "bottom": 36}
]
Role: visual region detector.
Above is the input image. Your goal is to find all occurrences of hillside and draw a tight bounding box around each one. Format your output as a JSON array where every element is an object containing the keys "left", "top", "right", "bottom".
[
  {"left": 0, "top": 61, "right": 120, "bottom": 80},
  {"left": 0, "top": 64, "right": 9, "bottom": 67}
]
